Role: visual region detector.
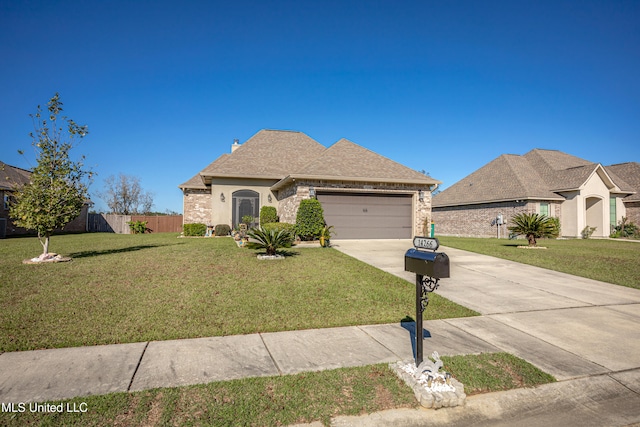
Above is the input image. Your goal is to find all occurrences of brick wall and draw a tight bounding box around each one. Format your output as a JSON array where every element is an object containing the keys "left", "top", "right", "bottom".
[
  {"left": 624, "top": 201, "right": 640, "bottom": 226},
  {"left": 433, "top": 201, "right": 562, "bottom": 237},
  {"left": 183, "top": 189, "right": 212, "bottom": 225},
  {"left": 433, "top": 202, "right": 530, "bottom": 237}
]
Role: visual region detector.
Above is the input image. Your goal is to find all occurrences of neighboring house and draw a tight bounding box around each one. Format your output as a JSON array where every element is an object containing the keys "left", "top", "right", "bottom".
[
  {"left": 432, "top": 149, "right": 638, "bottom": 238},
  {"left": 179, "top": 129, "right": 440, "bottom": 239},
  {"left": 0, "top": 161, "right": 91, "bottom": 238}
]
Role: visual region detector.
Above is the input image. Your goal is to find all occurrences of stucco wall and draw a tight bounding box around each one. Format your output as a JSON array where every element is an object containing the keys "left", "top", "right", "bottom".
[
  {"left": 580, "top": 172, "right": 612, "bottom": 237},
  {"left": 210, "top": 178, "right": 279, "bottom": 226}
]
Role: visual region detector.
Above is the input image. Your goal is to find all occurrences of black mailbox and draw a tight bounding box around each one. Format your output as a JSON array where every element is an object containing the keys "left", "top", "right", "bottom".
[{"left": 404, "top": 248, "right": 450, "bottom": 279}]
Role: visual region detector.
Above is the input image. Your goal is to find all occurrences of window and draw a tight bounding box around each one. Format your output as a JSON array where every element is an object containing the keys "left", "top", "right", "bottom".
[
  {"left": 3, "top": 193, "right": 9, "bottom": 210},
  {"left": 610, "top": 197, "right": 617, "bottom": 227},
  {"left": 539, "top": 202, "right": 549, "bottom": 217}
]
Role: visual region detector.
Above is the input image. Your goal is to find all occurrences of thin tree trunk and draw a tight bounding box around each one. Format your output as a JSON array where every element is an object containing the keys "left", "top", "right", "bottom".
[{"left": 38, "top": 232, "right": 50, "bottom": 256}]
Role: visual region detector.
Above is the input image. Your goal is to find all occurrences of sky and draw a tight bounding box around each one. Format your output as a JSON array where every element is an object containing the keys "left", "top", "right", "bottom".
[{"left": 1, "top": 0, "right": 639, "bottom": 214}]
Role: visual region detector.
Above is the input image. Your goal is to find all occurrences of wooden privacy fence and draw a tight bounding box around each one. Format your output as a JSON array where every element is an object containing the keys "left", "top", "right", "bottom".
[
  {"left": 131, "top": 215, "right": 183, "bottom": 233},
  {"left": 88, "top": 214, "right": 183, "bottom": 234}
]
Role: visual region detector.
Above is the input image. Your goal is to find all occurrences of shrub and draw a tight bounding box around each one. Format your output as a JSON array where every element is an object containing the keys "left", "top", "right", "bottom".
[
  {"left": 260, "top": 206, "right": 278, "bottom": 225},
  {"left": 184, "top": 223, "right": 206, "bottom": 236},
  {"left": 242, "top": 215, "right": 254, "bottom": 226},
  {"left": 611, "top": 217, "right": 640, "bottom": 239},
  {"left": 548, "top": 217, "right": 561, "bottom": 238},
  {"left": 581, "top": 226, "right": 597, "bottom": 239},
  {"left": 295, "top": 199, "right": 325, "bottom": 241},
  {"left": 128, "top": 220, "right": 148, "bottom": 234},
  {"left": 214, "top": 224, "right": 231, "bottom": 236},
  {"left": 246, "top": 227, "right": 292, "bottom": 256}
]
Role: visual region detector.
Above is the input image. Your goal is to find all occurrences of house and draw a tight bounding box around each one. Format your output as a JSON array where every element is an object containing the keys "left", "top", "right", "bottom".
[
  {"left": 0, "top": 161, "right": 91, "bottom": 238},
  {"left": 179, "top": 129, "right": 440, "bottom": 239},
  {"left": 432, "top": 149, "right": 638, "bottom": 238}
]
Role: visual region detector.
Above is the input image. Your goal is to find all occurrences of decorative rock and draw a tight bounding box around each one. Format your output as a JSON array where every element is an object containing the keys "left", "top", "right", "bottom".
[
  {"left": 257, "top": 254, "right": 285, "bottom": 260},
  {"left": 23, "top": 253, "right": 72, "bottom": 264},
  {"left": 390, "top": 360, "right": 466, "bottom": 410}
]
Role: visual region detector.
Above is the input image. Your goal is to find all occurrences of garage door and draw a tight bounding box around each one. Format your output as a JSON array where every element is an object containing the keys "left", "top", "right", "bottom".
[{"left": 317, "top": 193, "right": 412, "bottom": 239}]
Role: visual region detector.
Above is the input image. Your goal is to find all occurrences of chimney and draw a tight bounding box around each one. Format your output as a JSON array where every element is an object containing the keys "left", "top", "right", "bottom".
[{"left": 231, "top": 139, "right": 240, "bottom": 152}]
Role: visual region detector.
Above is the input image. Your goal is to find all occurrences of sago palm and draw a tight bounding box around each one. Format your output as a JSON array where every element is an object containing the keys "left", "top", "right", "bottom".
[
  {"left": 508, "top": 213, "right": 556, "bottom": 246},
  {"left": 246, "top": 227, "right": 293, "bottom": 256}
]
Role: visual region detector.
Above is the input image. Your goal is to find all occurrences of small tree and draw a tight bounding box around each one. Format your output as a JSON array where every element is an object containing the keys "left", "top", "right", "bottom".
[
  {"left": 508, "top": 213, "right": 556, "bottom": 246},
  {"left": 295, "top": 199, "right": 325, "bottom": 241},
  {"left": 100, "top": 173, "right": 153, "bottom": 215},
  {"left": 9, "top": 93, "right": 91, "bottom": 257}
]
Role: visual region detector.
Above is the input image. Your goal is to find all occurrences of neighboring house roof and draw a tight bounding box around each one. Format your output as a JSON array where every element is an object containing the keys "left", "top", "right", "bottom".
[
  {"left": 433, "top": 149, "right": 636, "bottom": 208},
  {"left": 606, "top": 162, "right": 640, "bottom": 201},
  {"left": 0, "top": 161, "right": 31, "bottom": 190},
  {"left": 181, "top": 130, "right": 439, "bottom": 191},
  {"left": 432, "top": 153, "right": 564, "bottom": 207}
]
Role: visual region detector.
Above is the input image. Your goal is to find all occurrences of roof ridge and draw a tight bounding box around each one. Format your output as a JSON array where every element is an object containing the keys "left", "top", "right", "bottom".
[{"left": 501, "top": 154, "right": 534, "bottom": 194}]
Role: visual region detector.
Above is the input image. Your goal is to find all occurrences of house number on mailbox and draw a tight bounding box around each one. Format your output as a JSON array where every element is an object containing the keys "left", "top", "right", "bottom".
[{"left": 413, "top": 236, "right": 439, "bottom": 251}]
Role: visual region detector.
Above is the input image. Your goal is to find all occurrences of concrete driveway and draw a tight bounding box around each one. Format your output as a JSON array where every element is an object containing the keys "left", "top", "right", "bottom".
[{"left": 332, "top": 239, "right": 640, "bottom": 381}]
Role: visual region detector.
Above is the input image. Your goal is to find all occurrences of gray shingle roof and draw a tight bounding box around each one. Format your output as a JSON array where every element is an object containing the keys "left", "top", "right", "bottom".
[
  {"left": 199, "top": 130, "right": 325, "bottom": 180},
  {"left": 432, "top": 153, "right": 564, "bottom": 207},
  {"left": 433, "top": 149, "right": 636, "bottom": 208},
  {"left": 606, "top": 162, "right": 640, "bottom": 201},
  {"left": 181, "top": 130, "right": 439, "bottom": 190},
  {"left": 0, "top": 161, "right": 31, "bottom": 190},
  {"left": 292, "top": 138, "right": 439, "bottom": 184}
]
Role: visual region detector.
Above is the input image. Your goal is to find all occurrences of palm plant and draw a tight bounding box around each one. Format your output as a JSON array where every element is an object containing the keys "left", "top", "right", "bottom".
[
  {"left": 245, "top": 227, "right": 293, "bottom": 256},
  {"left": 508, "top": 213, "right": 556, "bottom": 246}
]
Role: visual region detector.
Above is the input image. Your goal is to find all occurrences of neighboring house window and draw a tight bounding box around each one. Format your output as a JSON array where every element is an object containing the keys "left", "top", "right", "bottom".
[
  {"left": 610, "top": 197, "right": 617, "bottom": 227},
  {"left": 232, "top": 190, "right": 259, "bottom": 227},
  {"left": 540, "top": 202, "right": 549, "bottom": 217},
  {"left": 3, "top": 193, "right": 9, "bottom": 210}
]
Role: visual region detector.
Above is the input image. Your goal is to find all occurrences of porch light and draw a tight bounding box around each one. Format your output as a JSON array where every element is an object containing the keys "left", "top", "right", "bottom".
[
  {"left": 309, "top": 186, "right": 316, "bottom": 198},
  {"left": 418, "top": 190, "right": 424, "bottom": 202},
  {"left": 268, "top": 194, "right": 272, "bottom": 203},
  {"left": 220, "top": 193, "right": 225, "bottom": 202}
]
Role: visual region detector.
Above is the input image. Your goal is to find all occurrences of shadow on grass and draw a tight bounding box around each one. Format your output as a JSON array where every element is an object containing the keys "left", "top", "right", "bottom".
[
  {"left": 278, "top": 250, "right": 300, "bottom": 258},
  {"left": 68, "top": 244, "right": 176, "bottom": 259}
]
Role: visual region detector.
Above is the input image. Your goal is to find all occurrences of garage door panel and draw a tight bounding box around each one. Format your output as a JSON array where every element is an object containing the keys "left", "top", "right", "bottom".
[{"left": 317, "top": 193, "right": 412, "bottom": 239}]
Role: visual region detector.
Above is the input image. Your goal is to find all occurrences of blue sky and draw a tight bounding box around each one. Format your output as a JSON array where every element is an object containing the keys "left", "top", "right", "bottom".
[{"left": 1, "top": 0, "right": 639, "bottom": 213}]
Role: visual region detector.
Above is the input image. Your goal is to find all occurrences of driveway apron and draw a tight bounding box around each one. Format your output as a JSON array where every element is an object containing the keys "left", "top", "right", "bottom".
[{"left": 332, "top": 239, "right": 640, "bottom": 381}]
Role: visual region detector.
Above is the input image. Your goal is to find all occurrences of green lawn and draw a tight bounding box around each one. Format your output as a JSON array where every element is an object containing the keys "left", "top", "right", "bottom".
[
  {"left": 438, "top": 236, "right": 640, "bottom": 290},
  {"left": 0, "top": 355, "right": 555, "bottom": 427},
  {"left": 0, "top": 233, "right": 477, "bottom": 352}
]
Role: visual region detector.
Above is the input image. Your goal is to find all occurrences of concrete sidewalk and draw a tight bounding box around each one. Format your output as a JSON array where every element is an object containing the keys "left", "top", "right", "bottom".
[{"left": 2, "top": 240, "right": 640, "bottom": 426}]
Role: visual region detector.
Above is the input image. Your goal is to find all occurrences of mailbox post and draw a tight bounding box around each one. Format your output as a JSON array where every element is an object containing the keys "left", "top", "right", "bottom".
[{"left": 404, "top": 237, "right": 450, "bottom": 366}]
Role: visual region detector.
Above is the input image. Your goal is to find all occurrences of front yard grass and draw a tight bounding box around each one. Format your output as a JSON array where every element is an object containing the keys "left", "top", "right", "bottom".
[
  {"left": 0, "top": 233, "right": 477, "bottom": 352},
  {"left": 438, "top": 236, "right": 640, "bottom": 290},
  {"left": 0, "top": 355, "right": 555, "bottom": 427}
]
